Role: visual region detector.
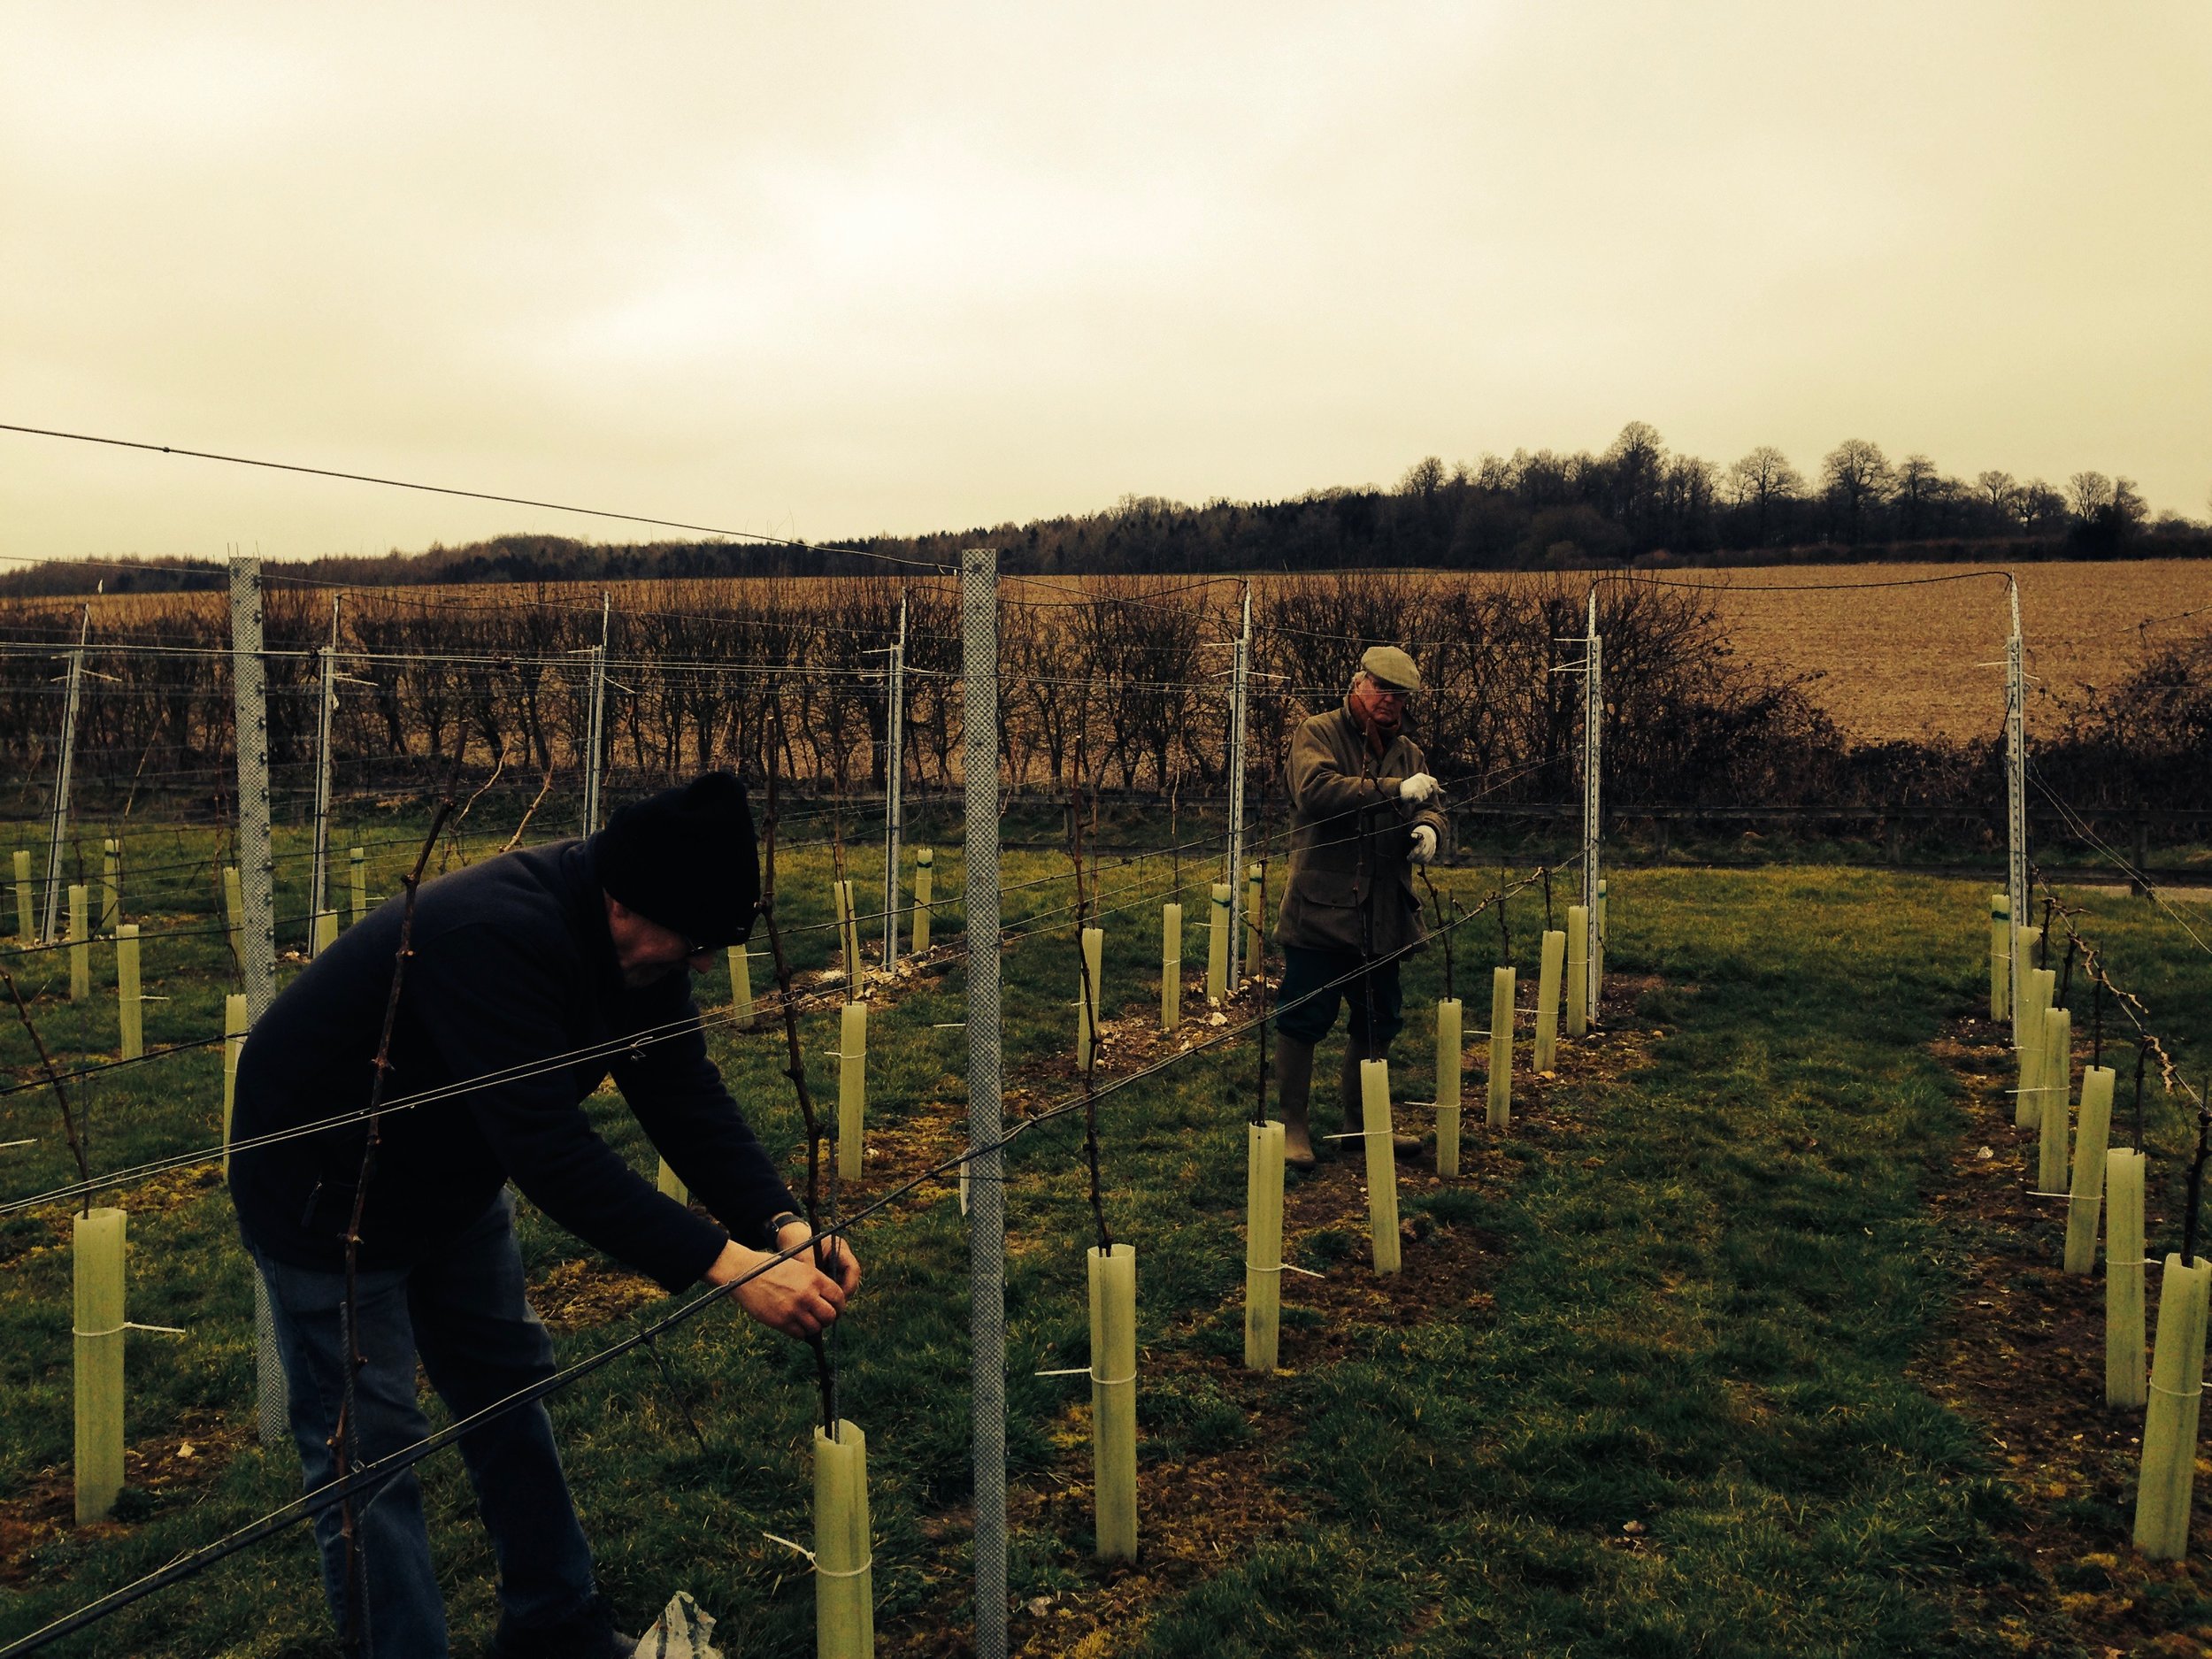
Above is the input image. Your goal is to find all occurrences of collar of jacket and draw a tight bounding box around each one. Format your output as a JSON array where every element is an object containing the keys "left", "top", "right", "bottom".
[
  {"left": 563, "top": 837, "right": 629, "bottom": 1002},
  {"left": 1338, "top": 695, "right": 1402, "bottom": 759}
]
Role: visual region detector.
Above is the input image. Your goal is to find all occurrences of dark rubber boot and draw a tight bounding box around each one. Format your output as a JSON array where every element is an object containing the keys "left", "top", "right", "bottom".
[
  {"left": 488, "top": 1596, "right": 634, "bottom": 1659},
  {"left": 1276, "top": 1033, "right": 1317, "bottom": 1169}
]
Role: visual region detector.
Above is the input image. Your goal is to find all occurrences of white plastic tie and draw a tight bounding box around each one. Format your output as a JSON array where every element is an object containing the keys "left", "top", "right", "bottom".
[
  {"left": 73, "top": 1321, "right": 187, "bottom": 1337},
  {"left": 2149, "top": 1380, "right": 2204, "bottom": 1400},
  {"left": 760, "top": 1532, "right": 873, "bottom": 1579},
  {"left": 0, "top": 1138, "right": 36, "bottom": 1149},
  {"left": 1034, "top": 1364, "right": 1135, "bottom": 1386}
]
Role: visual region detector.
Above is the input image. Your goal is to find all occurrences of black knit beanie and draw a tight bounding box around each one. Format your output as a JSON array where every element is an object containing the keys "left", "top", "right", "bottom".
[{"left": 593, "top": 772, "right": 760, "bottom": 948}]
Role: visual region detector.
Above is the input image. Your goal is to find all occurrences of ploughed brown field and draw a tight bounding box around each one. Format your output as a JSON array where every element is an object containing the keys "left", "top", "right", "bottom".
[
  {"left": 1042, "top": 560, "right": 2210, "bottom": 745},
  {"left": 1679, "top": 559, "right": 2212, "bottom": 745}
]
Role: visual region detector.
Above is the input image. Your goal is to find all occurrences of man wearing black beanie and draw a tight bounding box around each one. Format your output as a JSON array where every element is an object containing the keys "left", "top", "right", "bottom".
[{"left": 229, "top": 771, "right": 857, "bottom": 1659}]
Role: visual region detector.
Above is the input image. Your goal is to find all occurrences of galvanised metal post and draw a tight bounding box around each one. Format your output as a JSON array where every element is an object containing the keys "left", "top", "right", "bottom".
[
  {"left": 882, "top": 596, "right": 908, "bottom": 969},
  {"left": 40, "top": 606, "right": 88, "bottom": 942},
  {"left": 229, "top": 557, "right": 289, "bottom": 1447},
  {"left": 2006, "top": 579, "right": 2028, "bottom": 1040},
  {"left": 1581, "top": 590, "right": 1602, "bottom": 1026},
  {"left": 308, "top": 598, "right": 339, "bottom": 955},
  {"left": 1225, "top": 584, "right": 1251, "bottom": 988},
  {"left": 582, "top": 591, "right": 610, "bottom": 835},
  {"left": 960, "top": 549, "right": 1008, "bottom": 1659}
]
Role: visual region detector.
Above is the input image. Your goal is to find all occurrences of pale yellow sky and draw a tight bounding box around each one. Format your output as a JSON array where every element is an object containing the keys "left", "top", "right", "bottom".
[{"left": 4, "top": 2, "right": 2208, "bottom": 565}]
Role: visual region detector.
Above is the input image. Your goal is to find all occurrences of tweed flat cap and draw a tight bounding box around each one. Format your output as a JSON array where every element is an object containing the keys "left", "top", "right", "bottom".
[{"left": 1360, "top": 644, "right": 1422, "bottom": 692}]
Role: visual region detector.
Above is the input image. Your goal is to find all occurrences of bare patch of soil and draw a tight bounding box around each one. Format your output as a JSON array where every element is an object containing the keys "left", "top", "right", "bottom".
[
  {"left": 0, "top": 1408, "right": 249, "bottom": 1586},
  {"left": 532, "top": 1256, "right": 665, "bottom": 1333}
]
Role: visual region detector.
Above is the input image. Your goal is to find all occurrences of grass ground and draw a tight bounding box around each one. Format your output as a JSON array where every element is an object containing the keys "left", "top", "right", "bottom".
[{"left": 1, "top": 829, "right": 2209, "bottom": 1656}]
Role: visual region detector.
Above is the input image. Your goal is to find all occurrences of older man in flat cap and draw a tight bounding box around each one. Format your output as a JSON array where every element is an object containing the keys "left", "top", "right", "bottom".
[
  {"left": 1271, "top": 645, "right": 1447, "bottom": 1169},
  {"left": 231, "top": 772, "right": 857, "bottom": 1659}
]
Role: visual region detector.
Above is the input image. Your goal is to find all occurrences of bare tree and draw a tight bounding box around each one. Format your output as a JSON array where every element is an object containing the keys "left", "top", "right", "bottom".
[
  {"left": 1724, "top": 445, "right": 1805, "bottom": 548},
  {"left": 2067, "top": 472, "right": 2116, "bottom": 519},
  {"left": 1822, "top": 439, "right": 1893, "bottom": 541}
]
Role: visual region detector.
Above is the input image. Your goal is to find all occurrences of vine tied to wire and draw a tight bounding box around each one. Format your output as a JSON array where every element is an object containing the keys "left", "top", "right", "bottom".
[{"left": 762, "top": 695, "right": 841, "bottom": 1435}]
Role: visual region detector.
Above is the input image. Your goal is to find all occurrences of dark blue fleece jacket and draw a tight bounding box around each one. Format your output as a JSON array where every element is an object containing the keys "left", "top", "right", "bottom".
[{"left": 228, "top": 836, "right": 798, "bottom": 1291}]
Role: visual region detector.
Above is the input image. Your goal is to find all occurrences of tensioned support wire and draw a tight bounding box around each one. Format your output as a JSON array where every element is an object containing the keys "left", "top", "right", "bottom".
[
  {"left": 0, "top": 422, "right": 952, "bottom": 575},
  {"left": 0, "top": 851, "right": 1567, "bottom": 1659},
  {"left": 2031, "top": 873, "right": 2200, "bottom": 1153}
]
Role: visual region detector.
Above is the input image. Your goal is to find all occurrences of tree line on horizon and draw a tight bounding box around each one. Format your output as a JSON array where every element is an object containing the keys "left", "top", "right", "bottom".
[{"left": 7, "top": 422, "right": 2206, "bottom": 595}]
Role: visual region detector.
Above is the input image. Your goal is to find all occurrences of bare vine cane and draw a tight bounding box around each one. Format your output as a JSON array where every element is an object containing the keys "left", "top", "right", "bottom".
[
  {"left": 498, "top": 765, "right": 560, "bottom": 855},
  {"left": 2092, "top": 973, "right": 2104, "bottom": 1069},
  {"left": 1068, "top": 730, "right": 1111, "bottom": 1256},
  {"left": 1498, "top": 854, "right": 1511, "bottom": 963},
  {"left": 2135, "top": 1042, "right": 2149, "bottom": 1154},
  {"left": 334, "top": 735, "right": 467, "bottom": 1659},
  {"left": 1417, "top": 865, "right": 1455, "bottom": 1005},
  {"left": 1541, "top": 865, "right": 1554, "bottom": 934},
  {"left": 2039, "top": 898, "right": 2054, "bottom": 970},
  {"left": 2, "top": 971, "right": 91, "bottom": 1212},
  {"left": 2058, "top": 937, "right": 2077, "bottom": 1008},
  {"left": 759, "top": 698, "right": 841, "bottom": 1435},
  {"left": 438, "top": 737, "right": 506, "bottom": 874},
  {"left": 1250, "top": 734, "right": 1286, "bottom": 1133},
  {"left": 2183, "top": 1085, "right": 2212, "bottom": 1269},
  {"left": 1356, "top": 741, "right": 1381, "bottom": 1053},
  {"left": 1254, "top": 856, "right": 1271, "bottom": 1131}
]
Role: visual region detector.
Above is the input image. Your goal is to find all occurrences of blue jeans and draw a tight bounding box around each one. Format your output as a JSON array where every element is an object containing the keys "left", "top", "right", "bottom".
[
  {"left": 252, "top": 1192, "right": 598, "bottom": 1658},
  {"left": 1273, "top": 946, "right": 1404, "bottom": 1049}
]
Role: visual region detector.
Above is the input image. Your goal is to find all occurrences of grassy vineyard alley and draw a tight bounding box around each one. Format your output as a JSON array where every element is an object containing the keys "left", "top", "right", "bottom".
[{"left": 3, "top": 843, "right": 2211, "bottom": 1656}]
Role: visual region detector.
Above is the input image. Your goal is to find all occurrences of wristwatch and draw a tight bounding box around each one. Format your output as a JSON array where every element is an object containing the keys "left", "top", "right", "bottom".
[{"left": 768, "top": 1210, "right": 808, "bottom": 1237}]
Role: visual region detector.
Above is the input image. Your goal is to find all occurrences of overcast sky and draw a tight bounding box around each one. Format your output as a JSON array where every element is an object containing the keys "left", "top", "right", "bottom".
[{"left": 4, "top": 2, "right": 2208, "bottom": 565}]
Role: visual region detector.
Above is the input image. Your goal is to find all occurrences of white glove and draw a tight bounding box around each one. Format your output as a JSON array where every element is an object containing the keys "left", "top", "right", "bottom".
[
  {"left": 1409, "top": 825, "right": 1437, "bottom": 865},
  {"left": 1398, "top": 772, "right": 1438, "bottom": 804}
]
